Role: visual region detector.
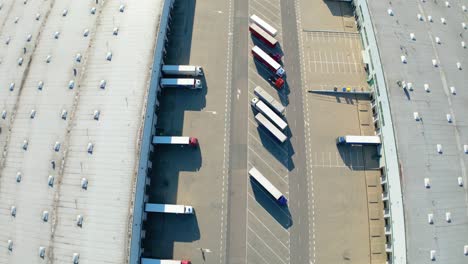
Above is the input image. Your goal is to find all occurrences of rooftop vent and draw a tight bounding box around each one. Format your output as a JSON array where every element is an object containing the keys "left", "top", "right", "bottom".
[
  {"left": 435, "top": 36, "right": 441, "bottom": 44},
  {"left": 5, "top": 36, "right": 10, "bottom": 45},
  {"left": 446, "top": 114, "right": 452, "bottom": 123},
  {"left": 14, "top": 17, "right": 19, "bottom": 23},
  {"left": 106, "top": 51, "right": 112, "bottom": 61},
  {"left": 417, "top": 14, "right": 424, "bottom": 21},
  {"left": 93, "top": 110, "right": 100, "bottom": 120},
  {"left": 450, "top": 86, "right": 456, "bottom": 94},
  {"left": 75, "top": 53, "right": 82, "bottom": 62},
  {"left": 1, "top": 110, "right": 6, "bottom": 119},
  {"left": 456, "top": 62, "right": 462, "bottom": 70},
  {"left": 30, "top": 109, "right": 36, "bottom": 119},
  {"left": 18, "top": 57, "right": 23, "bottom": 66},
  {"left": 464, "top": 245, "right": 468, "bottom": 255},
  {"left": 119, "top": 4, "right": 125, "bottom": 12},
  {"left": 36, "top": 13, "right": 40, "bottom": 20},
  {"left": 76, "top": 215, "right": 83, "bottom": 227},
  {"left": 424, "top": 178, "right": 430, "bottom": 188},
  {"left": 42, "top": 210, "right": 49, "bottom": 222},
  {"left": 113, "top": 27, "right": 119, "bottom": 35},
  {"left": 100, "top": 80, "right": 107, "bottom": 89},
  {"left": 427, "top": 15, "right": 433, "bottom": 22},
  {"left": 39, "top": 247, "right": 46, "bottom": 258},
  {"left": 462, "top": 41, "right": 466, "bottom": 48},
  {"left": 430, "top": 250, "right": 436, "bottom": 261},
  {"left": 83, "top": 29, "right": 89, "bottom": 37},
  {"left": 11, "top": 206, "right": 16, "bottom": 216},
  {"left": 432, "top": 59, "right": 438, "bottom": 67},
  {"left": 410, "top": 33, "right": 415, "bottom": 40},
  {"left": 73, "top": 253, "right": 80, "bottom": 264},
  {"left": 407, "top": 82, "right": 413, "bottom": 91},
  {"left": 87, "top": 142, "right": 94, "bottom": 154},
  {"left": 54, "top": 141, "right": 61, "bottom": 152},
  {"left": 38, "top": 81, "right": 44, "bottom": 90},
  {"left": 46, "top": 54, "right": 52, "bottom": 63},
  {"left": 61, "top": 109, "right": 68, "bottom": 120},
  {"left": 445, "top": 1, "right": 450, "bottom": 7},
  {"left": 458, "top": 177, "right": 464, "bottom": 186},
  {"left": 414, "top": 112, "right": 421, "bottom": 121},
  {"left": 446, "top": 212, "right": 451, "bottom": 222},
  {"left": 7, "top": 240, "right": 13, "bottom": 251},
  {"left": 462, "top": 22, "right": 467, "bottom": 30},
  {"left": 10, "top": 82, "right": 15, "bottom": 91},
  {"left": 16, "top": 172, "right": 22, "bottom": 182},
  {"left": 26, "top": 34, "right": 32, "bottom": 42},
  {"left": 22, "top": 139, "right": 28, "bottom": 150},
  {"left": 90, "top": 7, "right": 96, "bottom": 14},
  {"left": 424, "top": 83, "right": 430, "bottom": 92},
  {"left": 463, "top": 5, "right": 467, "bottom": 12},
  {"left": 437, "top": 144, "right": 443, "bottom": 154},
  {"left": 68, "top": 80, "right": 75, "bottom": 89},
  {"left": 401, "top": 55, "right": 407, "bottom": 64},
  {"left": 427, "top": 213, "right": 434, "bottom": 224},
  {"left": 54, "top": 31, "right": 60, "bottom": 39},
  {"left": 62, "top": 9, "right": 68, "bottom": 16},
  {"left": 441, "top": 17, "right": 446, "bottom": 24},
  {"left": 81, "top": 178, "right": 88, "bottom": 189}
]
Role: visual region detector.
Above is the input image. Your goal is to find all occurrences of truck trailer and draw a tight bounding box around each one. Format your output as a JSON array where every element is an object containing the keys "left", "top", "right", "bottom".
[
  {"left": 254, "top": 86, "right": 285, "bottom": 115},
  {"left": 336, "top": 135, "right": 381, "bottom": 145},
  {"left": 160, "top": 78, "right": 202, "bottom": 90},
  {"left": 145, "top": 203, "right": 194, "bottom": 214},
  {"left": 251, "top": 46, "right": 285, "bottom": 77},
  {"left": 251, "top": 98, "right": 287, "bottom": 130},
  {"left": 152, "top": 136, "right": 198, "bottom": 147},
  {"left": 249, "top": 23, "right": 278, "bottom": 48},
  {"left": 162, "top": 65, "right": 203, "bottom": 77},
  {"left": 250, "top": 14, "right": 278, "bottom": 36},
  {"left": 141, "top": 258, "right": 191, "bottom": 264},
  {"left": 255, "top": 113, "right": 287, "bottom": 143},
  {"left": 249, "top": 167, "right": 287, "bottom": 205}
]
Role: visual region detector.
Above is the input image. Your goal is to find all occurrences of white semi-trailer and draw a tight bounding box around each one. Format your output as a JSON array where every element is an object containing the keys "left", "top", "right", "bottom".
[
  {"left": 144, "top": 203, "right": 194, "bottom": 214},
  {"left": 152, "top": 136, "right": 198, "bottom": 147},
  {"left": 250, "top": 14, "right": 278, "bottom": 36},
  {"left": 160, "top": 78, "right": 202, "bottom": 89},
  {"left": 254, "top": 86, "right": 285, "bottom": 115},
  {"left": 249, "top": 167, "right": 287, "bottom": 205},
  {"left": 336, "top": 135, "right": 381, "bottom": 145},
  {"left": 141, "top": 258, "right": 191, "bottom": 264},
  {"left": 162, "top": 65, "right": 203, "bottom": 77},
  {"left": 255, "top": 113, "right": 287, "bottom": 143},
  {"left": 251, "top": 97, "right": 287, "bottom": 130},
  {"left": 251, "top": 46, "right": 285, "bottom": 77}
]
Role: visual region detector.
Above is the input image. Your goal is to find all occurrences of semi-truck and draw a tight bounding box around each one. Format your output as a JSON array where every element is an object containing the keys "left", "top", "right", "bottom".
[
  {"left": 249, "top": 167, "right": 287, "bottom": 205},
  {"left": 160, "top": 78, "right": 202, "bottom": 90},
  {"left": 254, "top": 86, "right": 285, "bottom": 115},
  {"left": 336, "top": 135, "right": 381, "bottom": 145},
  {"left": 162, "top": 65, "right": 203, "bottom": 77},
  {"left": 141, "top": 258, "right": 191, "bottom": 264},
  {"left": 250, "top": 14, "right": 278, "bottom": 36},
  {"left": 252, "top": 46, "right": 285, "bottom": 77},
  {"left": 145, "top": 203, "right": 194, "bottom": 214},
  {"left": 255, "top": 113, "right": 287, "bottom": 143},
  {"left": 152, "top": 136, "right": 198, "bottom": 147},
  {"left": 251, "top": 98, "right": 287, "bottom": 130},
  {"left": 249, "top": 23, "right": 278, "bottom": 48}
]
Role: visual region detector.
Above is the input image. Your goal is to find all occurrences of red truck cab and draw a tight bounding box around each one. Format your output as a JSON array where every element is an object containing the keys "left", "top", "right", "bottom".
[
  {"left": 268, "top": 76, "right": 284, "bottom": 89},
  {"left": 189, "top": 137, "right": 198, "bottom": 147}
]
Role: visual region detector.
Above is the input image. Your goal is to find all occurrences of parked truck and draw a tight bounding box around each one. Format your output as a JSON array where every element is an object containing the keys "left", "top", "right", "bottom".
[
  {"left": 251, "top": 98, "right": 287, "bottom": 130},
  {"left": 249, "top": 23, "right": 278, "bottom": 48},
  {"left": 152, "top": 136, "right": 198, "bottom": 147},
  {"left": 251, "top": 46, "right": 285, "bottom": 77},
  {"left": 145, "top": 203, "right": 194, "bottom": 214},
  {"left": 255, "top": 113, "right": 287, "bottom": 143},
  {"left": 250, "top": 14, "right": 278, "bottom": 36},
  {"left": 162, "top": 65, "right": 203, "bottom": 77},
  {"left": 141, "top": 258, "right": 191, "bottom": 264},
  {"left": 336, "top": 135, "right": 381, "bottom": 145},
  {"left": 249, "top": 167, "right": 287, "bottom": 205},
  {"left": 254, "top": 86, "right": 285, "bottom": 115},
  {"left": 160, "top": 78, "right": 202, "bottom": 90}
]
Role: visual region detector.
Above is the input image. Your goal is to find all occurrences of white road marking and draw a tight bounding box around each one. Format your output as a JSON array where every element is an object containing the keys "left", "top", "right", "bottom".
[
  {"left": 247, "top": 242, "right": 270, "bottom": 264},
  {"left": 248, "top": 226, "right": 288, "bottom": 264},
  {"left": 248, "top": 209, "right": 290, "bottom": 248}
]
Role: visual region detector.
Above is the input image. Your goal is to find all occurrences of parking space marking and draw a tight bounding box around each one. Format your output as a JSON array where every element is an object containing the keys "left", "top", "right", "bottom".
[
  {"left": 248, "top": 226, "right": 288, "bottom": 264},
  {"left": 251, "top": 0, "right": 280, "bottom": 21},
  {"left": 247, "top": 150, "right": 288, "bottom": 185},
  {"left": 248, "top": 209, "right": 290, "bottom": 249},
  {"left": 248, "top": 242, "right": 270, "bottom": 264}
]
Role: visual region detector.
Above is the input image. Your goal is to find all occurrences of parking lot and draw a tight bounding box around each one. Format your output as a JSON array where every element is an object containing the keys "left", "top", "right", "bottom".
[
  {"left": 142, "top": 0, "right": 231, "bottom": 262},
  {"left": 298, "top": 0, "right": 386, "bottom": 263}
]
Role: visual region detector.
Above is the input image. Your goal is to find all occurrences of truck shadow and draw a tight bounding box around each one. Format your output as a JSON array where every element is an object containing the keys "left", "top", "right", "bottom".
[
  {"left": 250, "top": 177, "right": 293, "bottom": 229},
  {"left": 142, "top": 211, "right": 201, "bottom": 259},
  {"left": 337, "top": 144, "right": 380, "bottom": 171}
]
